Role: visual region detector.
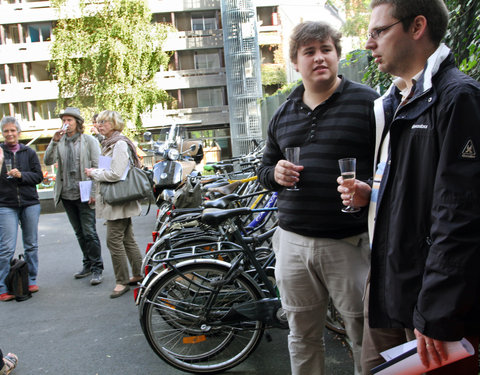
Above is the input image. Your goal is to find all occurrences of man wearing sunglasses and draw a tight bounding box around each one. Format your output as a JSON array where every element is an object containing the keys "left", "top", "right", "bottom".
[{"left": 338, "top": 0, "right": 480, "bottom": 373}]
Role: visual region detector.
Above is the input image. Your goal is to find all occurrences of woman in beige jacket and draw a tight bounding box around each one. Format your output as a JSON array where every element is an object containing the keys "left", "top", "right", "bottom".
[{"left": 85, "top": 110, "right": 143, "bottom": 298}]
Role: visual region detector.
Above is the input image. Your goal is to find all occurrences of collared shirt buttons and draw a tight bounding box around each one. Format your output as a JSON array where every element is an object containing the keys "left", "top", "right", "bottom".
[{"left": 428, "top": 97, "right": 432, "bottom": 103}]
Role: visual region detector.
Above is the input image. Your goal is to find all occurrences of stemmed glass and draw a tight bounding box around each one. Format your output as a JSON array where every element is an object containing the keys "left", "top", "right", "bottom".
[
  {"left": 338, "top": 158, "right": 360, "bottom": 213},
  {"left": 285, "top": 147, "right": 300, "bottom": 191},
  {"left": 4, "top": 158, "right": 13, "bottom": 179}
]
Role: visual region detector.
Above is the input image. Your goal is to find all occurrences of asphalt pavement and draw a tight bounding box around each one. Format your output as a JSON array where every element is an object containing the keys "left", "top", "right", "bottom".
[{"left": 2, "top": 205, "right": 354, "bottom": 374}]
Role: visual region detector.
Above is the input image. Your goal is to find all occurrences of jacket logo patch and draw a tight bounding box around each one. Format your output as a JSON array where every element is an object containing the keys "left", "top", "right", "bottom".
[
  {"left": 411, "top": 124, "right": 428, "bottom": 129},
  {"left": 461, "top": 139, "right": 477, "bottom": 159}
]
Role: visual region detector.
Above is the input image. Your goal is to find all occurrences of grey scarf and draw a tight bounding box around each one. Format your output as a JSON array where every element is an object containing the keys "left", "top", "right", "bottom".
[{"left": 64, "top": 132, "right": 81, "bottom": 187}]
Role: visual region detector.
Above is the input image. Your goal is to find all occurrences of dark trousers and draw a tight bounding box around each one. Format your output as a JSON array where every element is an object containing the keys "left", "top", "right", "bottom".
[{"left": 62, "top": 198, "right": 103, "bottom": 273}]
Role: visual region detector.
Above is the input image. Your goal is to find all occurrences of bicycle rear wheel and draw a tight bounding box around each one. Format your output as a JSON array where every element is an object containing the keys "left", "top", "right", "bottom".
[{"left": 140, "top": 263, "right": 265, "bottom": 373}]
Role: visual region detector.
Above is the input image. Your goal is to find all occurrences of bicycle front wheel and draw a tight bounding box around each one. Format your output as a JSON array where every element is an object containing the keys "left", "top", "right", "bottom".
[{"left": 140, "top": 263, "right": 265, "bottom": 373}]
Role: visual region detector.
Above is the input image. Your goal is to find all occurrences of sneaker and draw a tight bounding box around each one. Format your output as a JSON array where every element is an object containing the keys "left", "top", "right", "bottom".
[
  {"left": 74, "top": 268, "right": 92, "bottom": 279},
  {"left": 0, "top": 293, "right": 15, "bottom": 302},
  {"left": 90, "top": 272, "right": 103, "bottom": 286},
  {"left": 29, "top": 285, "right": 39, "bottom": 293}
]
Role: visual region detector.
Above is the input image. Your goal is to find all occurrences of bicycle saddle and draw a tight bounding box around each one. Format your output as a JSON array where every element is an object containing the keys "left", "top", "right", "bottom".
[
  {"left": 201, "top": 207, "right": 251, "bottom": 226},
  {"left": 206, "top": 180, "right": 242, "bottom": 196},
  {"left": 203, "top": 194, "right": 239, "bottom": 209}
]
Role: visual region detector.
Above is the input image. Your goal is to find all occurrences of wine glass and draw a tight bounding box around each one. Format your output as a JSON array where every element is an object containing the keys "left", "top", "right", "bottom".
[
  {"left": 338, "top": 158, "right": 360, "bottom": 213},
  {"left": 4, "top": 158, "right": 13, "bottom": 179},
  {"left": 285, "top": 147, "right": 300, "bottom": 191}
]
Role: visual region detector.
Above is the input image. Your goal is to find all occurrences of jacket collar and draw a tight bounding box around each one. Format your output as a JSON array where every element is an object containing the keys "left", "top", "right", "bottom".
[{"left": 390, "top": 43, "right": 451, "bottom": 99}]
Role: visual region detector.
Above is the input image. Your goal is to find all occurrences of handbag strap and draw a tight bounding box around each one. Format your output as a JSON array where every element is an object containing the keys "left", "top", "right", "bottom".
[{"left": 127, "top": 147, "right": 152, "bottom": 216}]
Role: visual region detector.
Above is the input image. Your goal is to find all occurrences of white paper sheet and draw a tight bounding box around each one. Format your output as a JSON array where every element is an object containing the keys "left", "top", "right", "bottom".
[
  {"left": 79, "top": 180, "right": 92, "bottom": 202},
  {"left": 373, "top": 338, "right": 474, "bottom": 375}
]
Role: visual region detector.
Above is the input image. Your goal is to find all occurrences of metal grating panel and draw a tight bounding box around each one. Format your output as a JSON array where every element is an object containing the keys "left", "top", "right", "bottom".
[{"left": 221, "top": 0, "right": 263, "bottom": 156}]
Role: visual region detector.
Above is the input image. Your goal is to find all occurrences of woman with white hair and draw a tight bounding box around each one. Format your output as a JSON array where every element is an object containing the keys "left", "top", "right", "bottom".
[
  {"left": 0, "top": 116, "right": 43, "bottom": 301},
  {"left": 85, "top": 110, "right": 143, "bottom": 298}
]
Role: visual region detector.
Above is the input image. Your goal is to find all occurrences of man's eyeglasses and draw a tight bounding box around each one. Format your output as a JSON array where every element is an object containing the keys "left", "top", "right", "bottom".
[{"left": 368, "top": 19, "right": 403, "bottom": 40}]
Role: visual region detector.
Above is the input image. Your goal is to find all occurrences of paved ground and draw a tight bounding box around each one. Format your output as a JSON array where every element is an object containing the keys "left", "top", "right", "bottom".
[{"left": 3, "top": 206, "right": 354, "bottom": 374}]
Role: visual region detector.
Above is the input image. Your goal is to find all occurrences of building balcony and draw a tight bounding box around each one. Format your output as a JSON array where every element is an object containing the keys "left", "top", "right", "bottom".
[
  {"left": 258, "top": 25, "right": 281, "bottom": 45},
  {"left": 155, "top": 67, "right": 226, "bottom": 90},
  {"left": 149, "top": 0, "right": 220, "bottom": 13},
  {"left": 0, "top": 80, "right": 58, "bottom": 104},
  {"left": 142, "top": 105, "right": 229, "bottom": 128},
  {"left": 0, "top": 42, "right": 52, "bottom": 64},
  {"left": 163, "top": 30, "right": 224, "bottom": 51},
  {"left": 20, "top": 118, "right": 60, "bottom": 134},
  {"left": 0, "top": 1, "right": 57, "bottom": 25}
]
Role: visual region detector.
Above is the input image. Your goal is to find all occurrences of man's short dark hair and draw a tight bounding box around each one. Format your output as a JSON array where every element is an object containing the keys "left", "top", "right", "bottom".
[
  {"left": 370, "top": 0, "right": 449, "bottom": 46},
  {"left": 289, "top": 21, "right": 342, "bottom": 63}
]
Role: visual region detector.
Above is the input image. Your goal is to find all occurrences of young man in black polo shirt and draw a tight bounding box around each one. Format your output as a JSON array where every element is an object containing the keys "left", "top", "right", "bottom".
[{"left": 258, "top": 21, "right": 379, "bottom": 375}]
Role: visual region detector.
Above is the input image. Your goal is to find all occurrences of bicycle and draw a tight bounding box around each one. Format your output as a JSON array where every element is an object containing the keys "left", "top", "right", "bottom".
[{"left": 136, "top": 206, "right": 284, "bottom": 373}]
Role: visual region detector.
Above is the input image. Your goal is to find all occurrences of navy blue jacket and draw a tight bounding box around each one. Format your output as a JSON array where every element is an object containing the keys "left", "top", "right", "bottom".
[
  {"left": 369, "top": 47, "right": 480, "bottom": 340},
  {"left": 0, "top": 143, "right": 43, "bottom": 208}
]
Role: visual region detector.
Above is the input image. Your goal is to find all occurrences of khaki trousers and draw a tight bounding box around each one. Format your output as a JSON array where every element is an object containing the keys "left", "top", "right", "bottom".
[
  {"left": 273, "top": 227, "right": 370, "bottom": 375},
  {"left": 106, "top": 218, "right": 143, "bottom": 285}
]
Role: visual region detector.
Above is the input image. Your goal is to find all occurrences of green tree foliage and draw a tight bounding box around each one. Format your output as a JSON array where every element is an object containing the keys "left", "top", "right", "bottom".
[
  {"left": 261, "top": 64, "right": 287, "bottom": 87},
  {"left": 361, "top": 0, "right": 480, "bottom": 91},
  {"left": 444, "top": 0, "right": 479, "bottom": 80},
  {"left": 50, "top": 0, "right": 172, "bottom": 128},
  {"left": 331, "top": 0, "right": 371, "bottom": 48}
]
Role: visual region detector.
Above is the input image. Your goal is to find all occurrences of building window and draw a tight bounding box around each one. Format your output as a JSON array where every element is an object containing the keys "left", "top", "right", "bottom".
[
  {"left": 13, "top": 102, "right": 30, "bottom": 122},
  {"left": 33, "top": 100, "right": 57, "bottom": 121},
  {"left": 28, "top": 23, "right": 52, "bottom": 43},
  {"left": 7, "top": 24, "right": 21, "bottom": 44},
  {"left": 12, "top": 63, "right": 27, "bottom": 83},
  {"left": 0, "top": 103, "right": 10, "bottom": 118},
  {"left": 191, "top": 12, "right": 217, "bottom": 31},
  {"left": 197, "top": 87, "right": 224, "bottom": 107},
  {"left": 194, "top": 50, "right": 220, "bottom": 69},
  {"left": 0, "top": 65, "right": 6, "bottom": 84}
]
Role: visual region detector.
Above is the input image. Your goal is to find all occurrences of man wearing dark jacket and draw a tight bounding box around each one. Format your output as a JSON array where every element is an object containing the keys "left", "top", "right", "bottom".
[
  {"left": 338, "top": 0, "right": 480, "bottom": 373},
  {"left": 258, "top": 21, "right": 378, "bottom": 375}
]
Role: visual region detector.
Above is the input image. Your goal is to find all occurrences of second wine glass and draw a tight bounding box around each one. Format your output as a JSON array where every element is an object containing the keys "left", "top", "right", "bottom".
[
  {"left": 4, "top": 158, "right": 13, "bottom": 179},
  {"left": 338, "top": 157, "right": 360, "bottom": 213},
  {"left": 285, "top": 147, "right": 300, "bottom": 191}
]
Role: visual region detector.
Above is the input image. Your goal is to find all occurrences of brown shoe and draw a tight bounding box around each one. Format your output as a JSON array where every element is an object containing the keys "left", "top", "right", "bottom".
[{"left": 110, "top": 285, "right": 130, "bottom": 299}]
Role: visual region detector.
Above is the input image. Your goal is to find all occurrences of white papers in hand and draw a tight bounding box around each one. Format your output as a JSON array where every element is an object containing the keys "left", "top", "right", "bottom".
[
  {"left": 79, "top": 180, "right": 92, "bottom": 202},
  {"left": 372, "top": 338, "right": 474, "bottom": 374}
]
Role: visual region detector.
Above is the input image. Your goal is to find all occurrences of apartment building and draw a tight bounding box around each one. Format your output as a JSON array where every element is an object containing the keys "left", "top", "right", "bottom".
[{"left": 0, "top": 0, "right": 341, "bottom": 162}]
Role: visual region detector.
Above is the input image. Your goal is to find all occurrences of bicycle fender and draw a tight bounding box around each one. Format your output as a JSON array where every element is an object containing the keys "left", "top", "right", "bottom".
[{"left": 137, "top": 259, "right": 232, "bottom": 313}]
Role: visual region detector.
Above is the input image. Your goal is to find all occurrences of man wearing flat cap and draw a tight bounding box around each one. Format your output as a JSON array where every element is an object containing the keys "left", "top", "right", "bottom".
[{"left": 44, "top": 107, "right": 104, "bottom": 286}]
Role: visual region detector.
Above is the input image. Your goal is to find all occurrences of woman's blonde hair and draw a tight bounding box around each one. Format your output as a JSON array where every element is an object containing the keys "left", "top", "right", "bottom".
[{"left": 97, "top": 110, "right": 125, "bottom": 132}]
